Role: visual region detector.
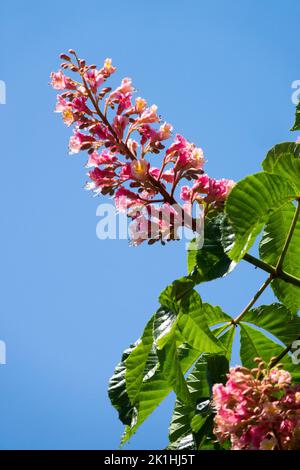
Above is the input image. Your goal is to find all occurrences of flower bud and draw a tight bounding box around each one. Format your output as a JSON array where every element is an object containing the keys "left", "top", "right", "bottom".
[{"left": 60, "top": 53, "right": 71, "bottom": 61}]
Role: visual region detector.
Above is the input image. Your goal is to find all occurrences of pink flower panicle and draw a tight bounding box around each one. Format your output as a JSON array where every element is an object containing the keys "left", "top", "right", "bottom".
[
  {"left": 51, "top": 50, "right": 235, "bottom": 244},
  {"left": 212, "top": 361, "right": 300, "bottom": 450}
]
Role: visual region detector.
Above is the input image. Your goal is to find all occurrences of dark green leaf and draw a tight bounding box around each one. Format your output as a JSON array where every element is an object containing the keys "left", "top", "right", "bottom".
[
  {"left": 168, "top": 354, "right": 228, "bottom": 449},
  {"left": 262, "top": 142, "right": 300, "bottom": 193},
  {"left": 125, "top": 316, "right": 156, "bottom": 405},
  {"left": 240, "top": 323, "right": 284, "bottom": 368},
  {"left": 158, "top": 329, "right": 192, "bottom": 405},
  {"left": 225, "top": 172, "right": 296, "bottom": 261},
  {"left": 108, "top": 343, "right": 138, "bottom": 426},
  {"left": 187, "top": 214, "right": 236, "bottom": 282},
  {"left": 177, "top": 291, "right": 225, "bottom": 353},
  {"left": 291, "top": 101, "right": 300, "bottom": 131},
  {"left": 123, "top": 343, "right": 200, "bottom": 444},
  {"left": 242, "top": 303, "right": 300, "bottom": 345},
  {"left": 259, "top": 203, "right": 300, "bottom": 313}
]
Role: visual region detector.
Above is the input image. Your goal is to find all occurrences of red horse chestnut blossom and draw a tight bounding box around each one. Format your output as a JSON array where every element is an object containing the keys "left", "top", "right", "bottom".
[
  {"left": 51, "top": 50, "right": 235, "bottom": 244},
  {"left": 212, "top": 361, "right": 300, "bottom": 450}
]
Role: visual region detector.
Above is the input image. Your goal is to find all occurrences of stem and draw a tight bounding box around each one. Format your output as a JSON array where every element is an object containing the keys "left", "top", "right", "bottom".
[
  {"left": 243, "top": 253, "right": 300, "bottom": 288},
  {"left": 231, "top": 275, "right": 273, "bottom": 325},
  {"left": 243, "top": 253, "right": 275, "bottom": 275},
  {"left": 269, "top": 334, "right": 300, "bottom": 369},
  {"left": 275, "top": 199, "right": 300, "bottom": 273}
]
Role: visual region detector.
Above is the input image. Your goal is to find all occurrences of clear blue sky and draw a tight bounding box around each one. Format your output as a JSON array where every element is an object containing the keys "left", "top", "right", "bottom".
[{"left": 1, "top": 0, "right": 299, "bottom": 450}]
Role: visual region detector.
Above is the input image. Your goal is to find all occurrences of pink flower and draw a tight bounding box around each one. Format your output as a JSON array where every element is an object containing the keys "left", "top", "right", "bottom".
[
  {"left": 109, "top": 78, "right": 134, "bottom": 114},
  {"left": 130, "top": 159, "right": 149, "bottom": 181},
  {"left": 136, "top": 105, "right": 159, "bottom": 125},
  {"left": 115, "top": 187, "right": 141, "bottom": 212},
  {"left": 135, "top": 97, "right": 147, "bottom": 114},
  {"left": 149, "top": 167, "right": 160, "bottom": 179},
  {"left": 138, "top": 124, "right": 158, "bottom": 145},
  {"left": 89, "top": 123, "right": 110, "bottom": 141},
  {"left": 166, "top": 134, "right": 204, "bottom": 173},
  {"left": 100, "top": 58, "right": 116, "bottom": 77},
  {"left": 127, "top": 138, "right": 139, "bottom": 156},
  {"left": 180, "top": 186, "right": 191, "bottom": 201},
  {"left": 69, "top": 130, "right": 95, "bottom": 154},
  {"left": 69, "top": 134, "right": 83, "bottom": 154},
  {"left": 128, "top": 203, "right": 181, "bottom": 245},
  {"left": 51, "top": 71, "right": 68, "bottom": 90},
  {"left": 213, "top": 364, "right": 300, "bottom": 450},
  {"left": 174, "top": 145, "right": 204, "bottom": 172},
  {"left": 113, "top": 115, "right": 129, "bottom": 139},
  {"left": 87, "top": 167, "right": 116, "bottom": 191},
  {"left": 189, "top": 147, "right": 205, "bottom": 169},
  {"left": 51, "top": 51, "right": 236, "bottom": 245},
  {"left": 86, "top": 150, "right": 118, "bottom": 168},
  {"left": 54, "top": 96, "right": 75, "bottom": 126},
  {"left": 269, "top": 369, "right": 291, "bottom": 388},
  {"left": 190, "top": 175, "right": 235, "bottom": 205},
  {"left": 55, "top": 95, "right": 69, "bottom": 113},
  {"left": 161, "top": 168, "right": 174, "bottom": 183},
  {"left": 50, "top": 71, "right": 76, "bottom": 90},
  {"left": 191, "top": 174, "right": 211, "bottom": 194},
  {"left": 166, "top": 134, "right": 187, "bottom": 157},
  {"left": 112, "top": 77, "right": 133, "bottom": 97},
  {"left": 119, "top": 163, "right": 132, "bottom": 181},
  {"left": 209, "top": 178, "right": 235, "bottom": 202},
  {"left": 129, "top": 211, "right": 151, "bottom": 246},
  {"left": 157, "top": 122, "right": 173, "bottom": 141},
  {"left": 71, "top": 96, "right": 91, "bottom": 114},
  {"left": 84, "top": 69, "right": 104, "bottom": 92}
]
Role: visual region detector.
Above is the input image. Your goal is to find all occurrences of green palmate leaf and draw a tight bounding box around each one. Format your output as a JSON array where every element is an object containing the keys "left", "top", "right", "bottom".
[
  {"left": 123, "top": 343, "right": 200, "bottom": 444},
  {"left": 187, "top": 214, "right": 236, "bottom": 282},
  {"left": 108, "top": 343, "right": 138, "bottom": 426},
  {"left": 224, "top": 172, "right": 296, "bottom": 261},
  {"left": 203, "top": 302, "right": 232, "bottom": 326},
  {"left": 242, "top": 303, "right": 300, "bottom": 345},
  {"left": 205, "top": 354, "right": 228, "bottom": 391},
  {"left": 240, "top": 304, "right": 300, "bottom": 382},
  {"left": 177, "top": 291, "right": 225, "bottom": 354},
  {"left": 239, "top": 323, "right": 300, "bottom": 381},
  {"left": 168, "top": 354, "right": 229, "bottom": 450},
  {"left": 158, "top": 329, "right": 192, "bottom": 405},
  {"left": 259, "top": 203, "right": 300, "bottom": 313},
  {"left": 212, "top": 325, "right": 235, "bottom": 360},
  {"left": 291, "top": 101, "right": 300, "bottom": 131},
  {"left": 157, "top": 288, "right": 227, "bottom": 403},
  {"left": 204, "top": 303, "right": 235, "bottom": 360},
  {"left": 112, "top": 281, "right": 200, "bottom": 444},
  {"left": 110, "top": 276, "right": 230, "bottom": 445},
  {"left": 239, "top": 323, "right": 284, "bottom": 368},
  {"left": 169, "top": 400, "right": 196, "bottom": 447},
  {"left": 191, "top": 414, "right": 209, "bottom": 433},
  {"left": 153, "top": 307, "right": 178, "bottom": 350},
  {"left": 220, "top": 212, "right": 236, "bottom": 255},
  {"left": 158, "top": 277, "right": 196, "bottom": 311},
  {"left": 262, "top": 142, "right": 300, "bottom": 193},
  {"left": 196, "top": 415, "right": 225, "bottom": 450},
  {"left": 125, "top": 316, "right": 156, "bottom": 404},
  {"left": 167, "top": 434, "right": 195, "bottom": 450}
]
